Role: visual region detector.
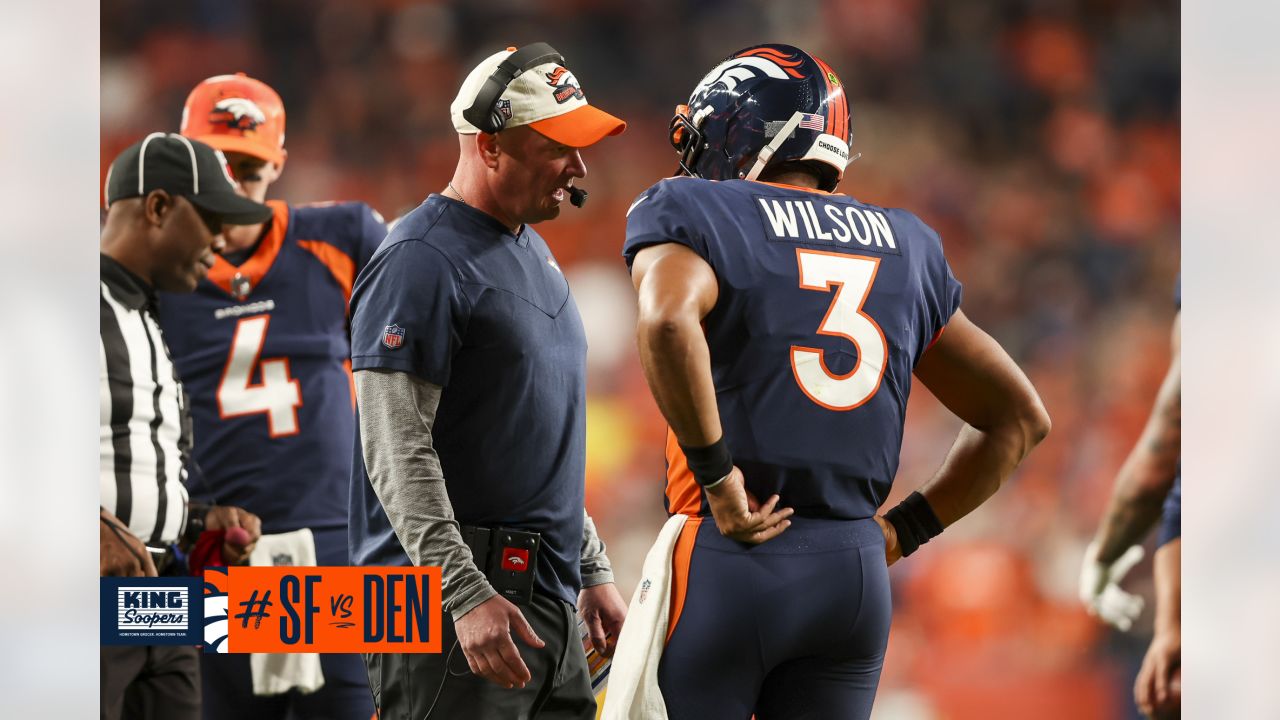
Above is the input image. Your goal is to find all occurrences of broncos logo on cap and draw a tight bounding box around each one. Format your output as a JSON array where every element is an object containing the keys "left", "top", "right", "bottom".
[
  {"left": 209, "top": 97, "right": 267, "bottom": 131},
  {"left": 545, "top": 66, "right": 584, "bottom": 104}
]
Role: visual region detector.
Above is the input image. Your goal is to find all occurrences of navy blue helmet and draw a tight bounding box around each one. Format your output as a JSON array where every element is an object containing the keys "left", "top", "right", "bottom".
[{"left": 670, "top": 44, "right": 853, "bottom": 191}]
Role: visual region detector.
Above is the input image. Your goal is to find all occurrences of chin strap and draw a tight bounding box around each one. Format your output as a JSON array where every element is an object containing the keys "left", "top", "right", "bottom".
[{"left": 743, "top": 111, "right": 806, "bottom": 182}]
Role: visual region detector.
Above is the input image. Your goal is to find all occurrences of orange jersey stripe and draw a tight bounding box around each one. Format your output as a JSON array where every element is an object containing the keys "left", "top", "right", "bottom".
[
  {"left": 207, "top": 200, "right": 289, "bottom": 298},
  {"left": 664, "top": 429, "right": 703, "bottom": 516},
  {"left": 342, "top": 358, "right": 356, "bottom": 410},
  {"left": 665, "top": 516, "right": 703, "bottom": 645},
  {"left": 297, "top": 238, "right": 358, "bottom": 306}
]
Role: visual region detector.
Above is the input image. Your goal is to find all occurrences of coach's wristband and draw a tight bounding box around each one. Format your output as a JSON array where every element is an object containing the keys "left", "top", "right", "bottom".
[
  {"left": 884, "top": 491, "right": 944, "bottom": 558},
  {"left": 680, "top": 437, "right": 734, "bottom": 488}
]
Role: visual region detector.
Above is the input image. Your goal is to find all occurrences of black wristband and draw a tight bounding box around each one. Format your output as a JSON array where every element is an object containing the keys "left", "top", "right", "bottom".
[
  {"left": 883, "top": 491, "right": 944, "bottom": 558},
  {"left": 679, "top": 437, "right": 733, "bottom": 488}
]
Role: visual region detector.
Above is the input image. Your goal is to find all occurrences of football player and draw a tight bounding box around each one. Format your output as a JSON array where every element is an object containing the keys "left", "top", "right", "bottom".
[
  {"left": 621, "top": 44, "right": 1051, "bottom": 718},
  {"left": 1081, "top": 280, "right": 1181, "bottom": 719},
  {"left": 157, "top": 73, "right": 386, "bottom": 720}
]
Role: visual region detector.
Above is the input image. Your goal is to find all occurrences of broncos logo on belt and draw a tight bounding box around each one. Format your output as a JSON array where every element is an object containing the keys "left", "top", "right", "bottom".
[{"left": 209, "top": 97, "right": 267, "bottom": 131}]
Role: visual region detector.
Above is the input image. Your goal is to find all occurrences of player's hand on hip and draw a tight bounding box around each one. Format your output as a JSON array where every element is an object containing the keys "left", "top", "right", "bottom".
[
  {"left": 705, "top": 466, "right": 794, "bottom": 544},
  {"left": 1135, "top": 625, "right": 1180, "bottom": 718},
  {"left": 205, "top": 505, "right": 263, "bottom": 565},
  {"left": 1079, "top": 541, "right": 1145, "bottom": 631},
  {"left": 578, "top": 582, "right": 628, "bottom": 657},
  {"left": 873, "top": 515, "right": 902, "bottom": 566},
  {"left": 455, "top": 594, "right": 545, "bottom": 689}
]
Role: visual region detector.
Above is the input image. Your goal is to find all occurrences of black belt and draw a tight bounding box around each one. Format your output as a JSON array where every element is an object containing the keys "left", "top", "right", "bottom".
[{"left": 459, "top": 526, "right": 541, "bottom": 606}]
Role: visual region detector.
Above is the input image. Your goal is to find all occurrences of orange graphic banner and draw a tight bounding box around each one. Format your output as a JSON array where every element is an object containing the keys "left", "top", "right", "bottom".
[{"left": 213, "top": 566, "right": 442, "bottom": 653}]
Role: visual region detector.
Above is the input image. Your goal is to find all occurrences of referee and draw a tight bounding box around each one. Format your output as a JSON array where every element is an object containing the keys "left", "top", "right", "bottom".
[{"left": 99, "top": 133, "right": 269, "bottom": 720}]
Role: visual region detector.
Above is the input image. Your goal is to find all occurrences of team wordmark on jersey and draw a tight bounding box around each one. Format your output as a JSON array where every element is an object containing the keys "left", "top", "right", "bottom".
[
  {"left": 754, "top": 195, "right": 900, "bottom": 254},
  {"left": 213, "top": 298, "right": 276, "bottom": 320}
]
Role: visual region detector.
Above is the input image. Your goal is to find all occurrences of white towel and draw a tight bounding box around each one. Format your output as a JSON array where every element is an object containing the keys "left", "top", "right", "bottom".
[
  {"left": 248, "top": 528, "right": 326, "bottom": 696},
  {"left": 601, "top": 513, "right": 688, "bottom": 720}
]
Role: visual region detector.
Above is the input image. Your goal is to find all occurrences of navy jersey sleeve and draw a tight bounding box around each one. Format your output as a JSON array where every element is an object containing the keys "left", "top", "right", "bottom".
[
  {"left": 897, "top": 210, "right": 962, "bottom": 352},
  {"left": 349, "top": 240, "right": 469, "bottom": 386},
  {"left": 622, "top": 178, "right": 710, "bottom": 270},
  {"left": 354, "top": 204, "right": 389, "bottom": 272},
  {"left": 295, "top": 201, "right": 388, "bottom": 272}
]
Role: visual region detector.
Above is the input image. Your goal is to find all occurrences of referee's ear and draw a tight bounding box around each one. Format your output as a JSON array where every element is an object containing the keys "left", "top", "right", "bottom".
[{"left": 143, "top": 189, "right": 174, "bottom": 227}]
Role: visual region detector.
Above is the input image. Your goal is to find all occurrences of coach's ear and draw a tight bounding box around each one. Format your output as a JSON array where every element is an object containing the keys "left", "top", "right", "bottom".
[
  {"left": 476, "top": 132, "right": 501, "bottom": 170},
  {"left": 143, "top": 189, "right": 174, "bottom": 228}
]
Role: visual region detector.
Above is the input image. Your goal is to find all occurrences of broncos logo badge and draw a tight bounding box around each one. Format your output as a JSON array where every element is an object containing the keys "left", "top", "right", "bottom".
[
  {"left": 209, "top": 97, "right": 267, "bottom": 131},
  {"left": 545, "top": 66, "right": 584, "bottom": 104},
  {"left": 690, "top": 47, "right": 805, "bottom": 101},
  {"left": 545, "top": 67, "right": 569, "bottom": 86},
  {"left": 203, "top": 566, "right": 231, "bottom": 653}
]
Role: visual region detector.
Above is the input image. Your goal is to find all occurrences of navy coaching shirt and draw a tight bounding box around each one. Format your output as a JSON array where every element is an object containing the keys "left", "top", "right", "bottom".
[
  {"left": 348, "top": 195, "right": 588, "bottom": 608},
  {"left": 624, "top": 177, "right": 961, "bottom": 520}
]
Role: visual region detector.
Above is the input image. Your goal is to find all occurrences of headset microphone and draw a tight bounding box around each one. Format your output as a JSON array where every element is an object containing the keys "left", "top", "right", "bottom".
[{"left": 569, "top": 187, "right": 588, "bottom": 208}]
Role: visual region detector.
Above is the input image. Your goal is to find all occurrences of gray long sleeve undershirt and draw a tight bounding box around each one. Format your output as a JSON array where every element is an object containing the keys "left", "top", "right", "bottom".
[{"left": 355, "top": 368, "right": 613, "bottom": 622}]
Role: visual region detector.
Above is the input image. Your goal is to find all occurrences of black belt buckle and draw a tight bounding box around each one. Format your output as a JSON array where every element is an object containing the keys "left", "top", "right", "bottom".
[{"left": 460, "top": 525, "right": 540, "bottom": 606}]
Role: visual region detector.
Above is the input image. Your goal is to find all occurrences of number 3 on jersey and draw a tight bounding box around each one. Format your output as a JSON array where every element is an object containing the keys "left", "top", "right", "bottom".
[
  {"left": 217, "top": 315, "right": 302, "bottom": 437},
  {"left": 791, "top": 248, "right": 887, "bottom": 411}
]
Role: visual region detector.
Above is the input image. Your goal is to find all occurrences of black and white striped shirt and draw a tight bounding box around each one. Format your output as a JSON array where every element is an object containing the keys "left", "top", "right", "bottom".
[{"left": 100, "top": 254, "right": 190, "bottom": 546}]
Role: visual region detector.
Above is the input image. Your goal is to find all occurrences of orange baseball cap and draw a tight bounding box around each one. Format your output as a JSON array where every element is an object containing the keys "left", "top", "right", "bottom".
[
  {"left": 450, "top": 47, "right": 626, "bottom": 148},
  {"left": 181, "top": 73, "right": 286, "bottom": 165}
]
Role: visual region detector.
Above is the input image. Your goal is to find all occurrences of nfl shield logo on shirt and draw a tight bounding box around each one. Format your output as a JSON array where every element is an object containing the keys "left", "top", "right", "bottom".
[{"left": 382, "top": 324, "right": 405, "bottom": 349}]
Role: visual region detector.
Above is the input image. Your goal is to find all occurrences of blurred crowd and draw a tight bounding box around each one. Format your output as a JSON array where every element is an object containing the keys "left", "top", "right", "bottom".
[{"left": 102, "top": 1, "right": 1179, "bottom": 718}]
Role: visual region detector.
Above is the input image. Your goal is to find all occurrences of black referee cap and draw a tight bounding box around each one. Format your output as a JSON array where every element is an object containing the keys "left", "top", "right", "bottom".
[{"left": 104, "top": 132, "right": 272, "bottom": 225}]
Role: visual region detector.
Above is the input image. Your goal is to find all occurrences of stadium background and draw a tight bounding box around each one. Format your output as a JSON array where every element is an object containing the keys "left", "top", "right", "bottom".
[{"left": 100, "top": 1, "right": 1179, "bottom": 718}]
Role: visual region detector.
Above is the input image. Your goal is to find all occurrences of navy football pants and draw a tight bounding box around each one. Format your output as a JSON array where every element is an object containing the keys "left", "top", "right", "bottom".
[
  {"left": 659, "top": 516, "right": 892, "bottom": 720},
  {"left": 201, "top": 526, "right": 375, "bottom": 720}
]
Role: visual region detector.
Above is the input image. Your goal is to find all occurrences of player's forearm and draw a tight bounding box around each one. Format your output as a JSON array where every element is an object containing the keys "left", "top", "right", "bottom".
[
  {"left": 1094, "top": 356, "right": 1181, "bottom": 563},
  {"left": 580, "top": 510, "right": 614, "bottom": 587},
  {"left": 1092, "top": 462, "right": 1172, "bottom": 564},
  {"left": 919, "top": 418, "right": 1043, "bottom": 528},
  {"left": 1153, "top": 538, "right": 1181, "bottom": 634},
  {"left": 636, "top": 311, "right": 722, "bottom": 446},
  {"left": 355, "top": 369, "right": 495, "bottom": 620}
]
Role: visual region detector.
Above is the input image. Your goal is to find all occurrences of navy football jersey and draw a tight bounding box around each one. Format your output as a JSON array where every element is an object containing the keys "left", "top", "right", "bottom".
[
  {"left": 624, "top": 178, "right": 962, "bottom": 520},
  {"left": 158, "top": 200, "right": 387, "bottom": 533},
  {"left": 347, "top": 195, "right": 588, "bottom": 608}
]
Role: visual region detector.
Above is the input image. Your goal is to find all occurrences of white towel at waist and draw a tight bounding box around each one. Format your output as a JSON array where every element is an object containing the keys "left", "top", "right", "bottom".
[
  {"left": 248, "top": 528, "right": 325, "bottom": 696},
  {"left": 601, "top": 513, "right": 689, "bottom": 720}
]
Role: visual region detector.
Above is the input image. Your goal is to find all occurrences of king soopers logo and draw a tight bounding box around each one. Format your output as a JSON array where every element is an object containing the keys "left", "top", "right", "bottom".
[
  {"left": 102, "top": 577, "right": 202, "bottom": 645},
  {"left": 117, "top": 586, "right": 189, "bottom": 630}
]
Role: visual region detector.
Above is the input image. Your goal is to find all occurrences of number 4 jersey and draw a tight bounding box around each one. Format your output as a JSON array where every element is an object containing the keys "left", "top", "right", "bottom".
[
  {"left": 159, "top": 199, "right": 387, "bottom": 533},
  {"left": 623, "top": 177, "right": 962, "bottom": 520}
]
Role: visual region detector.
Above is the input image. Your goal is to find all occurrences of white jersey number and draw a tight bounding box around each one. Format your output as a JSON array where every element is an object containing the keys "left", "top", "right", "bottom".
[
  {"left": 217, "top": 315, "right": 302, "bottom": 436},
  {"left": 790, "top": 249, "right": 887, "bottom": 411}
]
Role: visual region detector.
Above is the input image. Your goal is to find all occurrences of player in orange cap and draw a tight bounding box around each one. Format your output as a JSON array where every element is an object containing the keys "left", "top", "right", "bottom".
[{"left": 160, "top": 72, "right": 387, "bottom": 720}]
